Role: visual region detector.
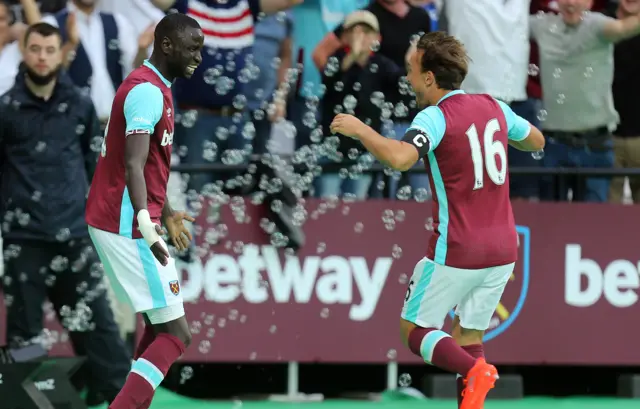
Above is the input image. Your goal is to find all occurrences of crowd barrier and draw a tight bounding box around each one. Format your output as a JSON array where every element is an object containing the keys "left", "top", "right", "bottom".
[{"left": 0, "top": 167, "right": 638, "bottom": 396}]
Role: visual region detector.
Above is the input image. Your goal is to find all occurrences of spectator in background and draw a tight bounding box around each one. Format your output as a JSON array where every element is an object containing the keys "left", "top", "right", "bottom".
[
  {"left": 318, "top": 10, "right": 405, "bottom": 199},
  {"left": 245, "top": 11, "right": 293, "bottom": 155},
  {"left": 100, "top": 0, "right": 171, "bottom": 38},
  {"left": 0, "top": 22, "right": 130, "bottom": 407},
  {"left": 443, "top": 0, "right": 535, "bottom": 200},
  {"left": 0, "top": 0, "right": 41, "bottom": 94},
  {"left": 42, "top": 0, "right": 151, "bottom": 124},
  {"left": 170, "top": 0, "right": 302, "bottom": 193},
  {"left": 289, "top": 0, "right": 367, "bottom": 158},
  {"left": 531, "top": 0, "right": 640, "bottom": 202},
  {"left": 607, "top": 0, "right": 640, "bottom": 203},
  {"left": 0, "top": 1, "right": 23, "bottom": 94},
  {"left": 313, "top": 0, "right": 431, "bottom": 200}
]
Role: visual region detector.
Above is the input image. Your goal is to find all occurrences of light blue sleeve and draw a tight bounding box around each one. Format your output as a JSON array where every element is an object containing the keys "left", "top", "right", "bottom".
[
  {"left": 123, "top": 82, "right": 164, "bottom": 136},
  {"left": 407, "top": 106, "right": 447, "bottom": 152},
  {"left": 497, "top": 100, "right": 531, "bottom": 142}
]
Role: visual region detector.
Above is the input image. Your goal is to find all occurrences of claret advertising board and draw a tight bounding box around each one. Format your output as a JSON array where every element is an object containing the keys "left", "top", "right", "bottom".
[{"left": 1, "top": 201, "right": 639, "bottom": 365}]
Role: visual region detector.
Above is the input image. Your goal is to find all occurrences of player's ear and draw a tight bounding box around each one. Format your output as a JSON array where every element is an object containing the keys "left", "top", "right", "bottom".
[
  {"left": 161, "top": 36, "right": 172, "bottom": 54},
  {"left": 424, "top": 71, "right": 434, "bottom": 88}
]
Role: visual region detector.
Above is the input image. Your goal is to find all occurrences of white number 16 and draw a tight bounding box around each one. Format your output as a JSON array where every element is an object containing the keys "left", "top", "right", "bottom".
[{"left": 465, "top": 118, "right": 507, "bottom": 190}]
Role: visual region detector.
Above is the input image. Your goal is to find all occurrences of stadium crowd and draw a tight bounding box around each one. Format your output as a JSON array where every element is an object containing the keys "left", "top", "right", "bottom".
[
  {"left": 0, "top": 0, "right": 639, "bottom": 406},
  {"left": 0, "top": 0, "right": 638, "bottom": 205}
]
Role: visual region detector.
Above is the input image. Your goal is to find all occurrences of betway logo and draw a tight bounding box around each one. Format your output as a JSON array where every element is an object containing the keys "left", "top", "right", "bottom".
[
  {"left": 161, "top": 130, "right": 174, "bottom": 146},
  {"left": 565, "top": 244, "right": 640, "bottom": 307},
  {"left": 179, "top": 245, "right": 392, "bottom": 321}
]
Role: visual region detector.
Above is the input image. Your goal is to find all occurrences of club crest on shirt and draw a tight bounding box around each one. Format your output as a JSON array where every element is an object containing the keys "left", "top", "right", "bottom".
[
  {"left": 448, "top": 225, "right": 531, "bottom": 342},
  {"left": 169, "top": 280, "right": 181, "bottom": 296}
]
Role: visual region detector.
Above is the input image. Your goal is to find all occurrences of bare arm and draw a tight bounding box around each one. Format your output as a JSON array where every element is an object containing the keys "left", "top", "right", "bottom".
[
  {"left": 602, "top": 13, "right": 640, "bottom": 42},
  {"left": 277, "top": 36, "right": 293, "bottom": 88},
  {"left": 20, "top": 0, "right": 41, "bottom": 24},
  {"left": 124, "top": 134, "right": 151, "bottom": 215},
  {"left": 357, "top": 127, "right": 419, "bottom": 171},
  {"left": 330, "top": 114, "right": 420, "bottom": 172},
  {"left": 508, "top": 125, "right": 546, "bottom": 152},
  {"left": 312, "top": 32, "right": 342, "bottom": 71},
  {"left": 13, "top": 0, "right": 41, "bottom": 53},
  {"left": 162, "top": 196, "right": 174, "bottom": 220},
  {"left": 260, "top": 0, "right": 303, "bottom": 14}
]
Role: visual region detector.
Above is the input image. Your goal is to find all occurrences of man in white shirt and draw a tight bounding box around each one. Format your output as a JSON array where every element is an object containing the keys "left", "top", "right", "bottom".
[
  {"left": 99, "top": 0, "right": 170, "bottom": 37},
  {"left": 443, "top": 0, "right": 542, "bottom": 200},
  {"left": 42, "top": 0, "right": 152, "bottom": 122},
  {"left": 0, "top": 0, "right": 41, "bottom": 94}
]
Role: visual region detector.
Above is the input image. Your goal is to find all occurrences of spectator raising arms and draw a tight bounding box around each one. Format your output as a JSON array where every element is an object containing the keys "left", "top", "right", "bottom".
[
  {"left": 607, "top": 0, "right": 640, "bottom": 203},
  {"left": 532, "top": 0, "right": 640, "bottom": 202},
  {"left": 0, "top": 0, "right": 41, "bottom": 94}
]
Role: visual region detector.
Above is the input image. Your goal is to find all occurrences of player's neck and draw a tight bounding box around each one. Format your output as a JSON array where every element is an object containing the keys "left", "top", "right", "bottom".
[
  {"left": 148, "top": 54, "right": 174, "bottom": 83},
  {"left": 25, "top": 76, "right": 56, "bottom": 101},
  {"left": 430, "top": 88, "right": 454, "bottom": 105}
]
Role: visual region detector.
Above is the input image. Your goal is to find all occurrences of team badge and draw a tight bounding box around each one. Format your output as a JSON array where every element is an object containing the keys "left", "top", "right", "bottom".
[
  {"left": 169, "top": 280, "right": 181, "bottom": 296},
  {"left": 448, "top": 225, "right": 531, "bottom": 342}
]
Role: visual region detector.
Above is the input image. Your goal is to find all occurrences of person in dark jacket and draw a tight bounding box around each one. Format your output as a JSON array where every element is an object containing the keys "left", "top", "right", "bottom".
[
  {"left": 317, "top": 10, "right": 404, "bottom": 199},
  {"left": 0, "top": 22, "right": 130, "bottom": 406}
]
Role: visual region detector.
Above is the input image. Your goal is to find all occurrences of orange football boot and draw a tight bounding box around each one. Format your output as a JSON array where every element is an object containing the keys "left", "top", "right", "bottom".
[{"left": 460, "top": 358, "right": 499, "bottom": 409}]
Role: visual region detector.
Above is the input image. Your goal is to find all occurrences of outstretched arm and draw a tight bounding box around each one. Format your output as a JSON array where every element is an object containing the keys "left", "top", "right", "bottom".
[{"left": 330, "top": 112, "right": 442, "bottom": 172}]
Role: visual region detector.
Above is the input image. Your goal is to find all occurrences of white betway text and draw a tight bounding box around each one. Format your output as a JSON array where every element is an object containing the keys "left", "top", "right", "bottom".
[
  {"left": 565, "top": 244, "right": 640, "bottom": 307},
  {"left": 177, "top": 245, "right": 393, "bottom": 321}
]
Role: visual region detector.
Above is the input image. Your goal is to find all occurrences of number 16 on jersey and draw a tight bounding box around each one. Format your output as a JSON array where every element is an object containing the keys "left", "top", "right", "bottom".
[{"left": 465, "top": 119, "right": 507, "bottom": 190}]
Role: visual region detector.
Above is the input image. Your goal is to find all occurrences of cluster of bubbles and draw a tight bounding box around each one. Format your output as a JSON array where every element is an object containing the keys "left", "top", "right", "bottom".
[{"left": 3, "top": 13, "right": 606, "bottom": 393}]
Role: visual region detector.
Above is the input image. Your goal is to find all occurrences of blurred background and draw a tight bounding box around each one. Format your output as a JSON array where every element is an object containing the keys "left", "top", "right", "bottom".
[{"left": 1, "top": 0, "right": 639, "bottom": 408}]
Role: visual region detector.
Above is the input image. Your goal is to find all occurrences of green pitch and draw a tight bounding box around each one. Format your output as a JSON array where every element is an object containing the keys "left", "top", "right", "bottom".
[{"left": 88, "top": 388, "right": 637, "bottom": 409}]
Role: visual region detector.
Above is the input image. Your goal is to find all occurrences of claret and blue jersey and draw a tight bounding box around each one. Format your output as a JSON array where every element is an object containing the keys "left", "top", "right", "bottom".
[
  {"left": 407, "top": 90, "right": 531, "bottom": 269},
  {"left": 86, "top": 61, "right": 175, "bottom": 240}
]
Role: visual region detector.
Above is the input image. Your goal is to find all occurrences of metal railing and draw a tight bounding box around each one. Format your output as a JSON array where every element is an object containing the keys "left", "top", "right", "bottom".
[{"left": 171, "top": 162, "right": 640, "bottom": 177}]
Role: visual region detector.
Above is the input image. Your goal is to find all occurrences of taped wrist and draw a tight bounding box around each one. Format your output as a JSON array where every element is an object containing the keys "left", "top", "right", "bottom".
[{"left": 137, "top": 209, "right": 160, "bottom": 246}]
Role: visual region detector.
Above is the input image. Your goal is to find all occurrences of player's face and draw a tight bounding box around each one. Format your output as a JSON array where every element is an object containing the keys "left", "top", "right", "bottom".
[
  {"left": 168, "top": 27, "right": 204, "bottom": 79},
  {"left": 23, "top": 33, "right": 63, "bottom": 85},
  {"left": 406, "top": 49, "right": 430, "bottom": 108},
  {"left": 557, "top": 0, "right": 593, "bottom": 25}
]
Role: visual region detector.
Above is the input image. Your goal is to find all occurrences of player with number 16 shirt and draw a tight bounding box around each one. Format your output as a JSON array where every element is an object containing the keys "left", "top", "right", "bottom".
[{"left": 329, "top": 32, "right": 545, "bottom": 409}]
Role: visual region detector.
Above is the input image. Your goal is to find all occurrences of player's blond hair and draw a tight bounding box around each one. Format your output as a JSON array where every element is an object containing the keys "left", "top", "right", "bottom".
[{"left": 416, "top": 31, "right": 470, "bottom": 90}]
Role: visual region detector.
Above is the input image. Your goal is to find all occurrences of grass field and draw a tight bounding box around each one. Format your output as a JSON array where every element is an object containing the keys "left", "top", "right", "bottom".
[{"left": 88, "top": 388, "right": 638, "bottom": 409}]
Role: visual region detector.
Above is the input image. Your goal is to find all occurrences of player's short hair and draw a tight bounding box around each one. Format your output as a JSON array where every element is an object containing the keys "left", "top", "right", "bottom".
[
  {"left": 155, "top": 12, "right": 201, "bottom": 44},
  {"left": 416, "top": 31, "right": 470, "bottom": 90},
  {"left": 24, "top": 22, "right": 62, "bottom": 46}
]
